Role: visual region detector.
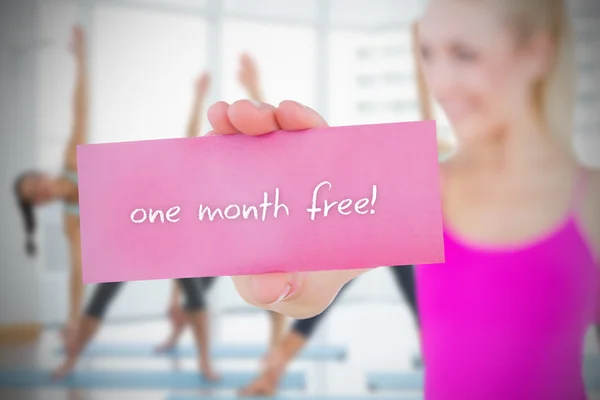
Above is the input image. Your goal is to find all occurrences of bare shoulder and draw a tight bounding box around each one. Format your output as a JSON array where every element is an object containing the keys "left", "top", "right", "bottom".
[{"left": 578, "top": 164, "right": 600, "bottom": 261}]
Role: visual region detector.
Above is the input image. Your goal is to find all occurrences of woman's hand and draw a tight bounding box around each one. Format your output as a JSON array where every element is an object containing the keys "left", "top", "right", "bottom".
[{"left": 206, "top": 99, "right": 371, "bottom": 318}]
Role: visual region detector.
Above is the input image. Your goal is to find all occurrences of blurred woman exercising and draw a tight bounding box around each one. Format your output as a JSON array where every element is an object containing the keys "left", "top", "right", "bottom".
[
  {"left": 52, "top": 53, "right": 289, "bottom": 380},
  {"left": 52, "top": 70, "right": 220, "bottom": 381},
  {"left": 155, "top": 278, "right": 216, "bottom": 353},
  {"left": 206, "top": 0, "right": 600, "bottom": 398},
  {"left": 155, "top": 53, "right": 289, "bottom": 354},
  {"left": 239, "top": 265, "right": 419, "bottom": 396},
  {"left": 13, "top": 25, "right": 87, "bottom": 347},
  {"left": 238, "top": 35, "right": 442, "bottom": 395}
]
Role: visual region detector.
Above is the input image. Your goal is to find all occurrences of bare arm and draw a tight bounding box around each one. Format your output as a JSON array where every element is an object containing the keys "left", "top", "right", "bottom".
[
  {"left": 185, "top": 72, "right": 211, "bottom": 138},
  {"left": 64, "top": 25, "right": 88, "bottom": 172},
  {"left": 238, "top": 53, "right": 265, "bottom": 102}
]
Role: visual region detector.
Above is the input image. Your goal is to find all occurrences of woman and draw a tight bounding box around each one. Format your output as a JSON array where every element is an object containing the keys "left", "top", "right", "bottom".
[
  {"left": 14, "top": 25, "right": 87, "bottom": 347},
  {"left": 239, "top": 265, "right": 420, "bottom": 396},
  {"left": 238, "top": 35, "right": 438, "bottom": 394},
  {"left": 207, "top": 0, "right": 599, "bottom": 398},
  {"left": 156, "top": 53, "right": 289, "bottom": 354},
  {"left": 52, "top": 70, "right": 221, "bottom": 381},
  {"left": 52, "top": 55, "right": 289, "bottom": 381}
]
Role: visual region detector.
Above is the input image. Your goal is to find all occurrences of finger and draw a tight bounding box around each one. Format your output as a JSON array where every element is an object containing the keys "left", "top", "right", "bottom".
[
  {"left": 227, "top": 100, "right": 280, "bottom": 136},
  {"left": 231, "top": 268, "right": 370, "bottom": 319},
  {"left": 275, "top": 100, "right": 328, "bottom": 131},
  {"left": 207, "top": 102, "right": 239, "bottom": 135},
  {"left": 240, "top": 52, "right": 251, "bottom": 65}
]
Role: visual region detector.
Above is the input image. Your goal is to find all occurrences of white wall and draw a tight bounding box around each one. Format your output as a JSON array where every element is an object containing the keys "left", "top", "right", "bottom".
[
  {"left": 4, "top": 0, "right": 596, "bottom": 326},
  {"left": 572, "top": 0, "right": 600, "bottom": 167},
  {"left": 0, "top": 0, "right": 40, "bottom": 324}
]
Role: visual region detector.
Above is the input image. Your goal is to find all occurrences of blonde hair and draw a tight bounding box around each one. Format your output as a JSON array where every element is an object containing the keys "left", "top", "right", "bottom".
[
  {"left": 414, "top": 0, "right": 577, "bottom": 150},
  {"left": 411, "top": 21, "right": 458, "bottom": 160},
  {"left": 505, "top": 0, "right": 576, "bottom": 147}
]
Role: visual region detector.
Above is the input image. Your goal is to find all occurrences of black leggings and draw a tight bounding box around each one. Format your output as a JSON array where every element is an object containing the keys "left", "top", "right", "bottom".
[
  {"left": 85, "top": 277, "right": 217, "bottom": 319},
  {"left": 292, "top": 265, "right": 417, "bottom": 339}
]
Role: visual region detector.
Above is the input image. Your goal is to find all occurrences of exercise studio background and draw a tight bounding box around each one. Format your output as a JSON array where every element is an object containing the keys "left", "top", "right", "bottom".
[{"left": 0, "top": 0, "right": 599, "bottom": 399}]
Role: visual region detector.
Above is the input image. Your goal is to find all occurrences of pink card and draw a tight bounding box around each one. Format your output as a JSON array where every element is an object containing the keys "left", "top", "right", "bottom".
[{"left": 77, "top": 121, "right": 444, "bottom": 283}]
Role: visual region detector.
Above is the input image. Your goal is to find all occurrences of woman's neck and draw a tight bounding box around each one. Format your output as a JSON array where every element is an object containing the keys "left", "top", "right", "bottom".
[{"left": 457, "top": 115, "right": 566, "bottom": 175}]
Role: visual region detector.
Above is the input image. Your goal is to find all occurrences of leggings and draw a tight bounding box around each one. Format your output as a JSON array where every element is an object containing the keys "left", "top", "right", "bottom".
[
  {"left": 292, "top": 265, "right": 417, "bottom": 339},
  {"left": 85, "top": 277, "right": 217, "bottom": 319}
]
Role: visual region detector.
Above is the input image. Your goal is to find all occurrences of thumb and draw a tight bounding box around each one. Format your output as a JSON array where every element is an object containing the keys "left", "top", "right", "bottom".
[{"left": 232, "top": 268, "right": 370, "bottom": 319}]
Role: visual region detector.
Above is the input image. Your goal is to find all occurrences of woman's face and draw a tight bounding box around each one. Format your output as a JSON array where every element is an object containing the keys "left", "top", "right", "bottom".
[
  {"left": 418, "top": 0, "right": 542, "bottom": 145},
  {"left": 19, "top": 174, "right": 57, "bottom": 205}
]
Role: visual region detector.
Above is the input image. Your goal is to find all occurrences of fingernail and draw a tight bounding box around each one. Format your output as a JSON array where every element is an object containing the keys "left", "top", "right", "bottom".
[
  {"left": 281, "top": 100, "right": 308, "bottom": 109},
  {"left": 292, "top": 100, "right": 309, "bottom": 108},
  {"left": 270, "top": 272, "right": 305, "bottom": 304},
  {"left": 271, "top": 283, "right": 294, "bottom": 304},
  {"left": 249, "top": 100, "right": 263, "bottom": 108}
]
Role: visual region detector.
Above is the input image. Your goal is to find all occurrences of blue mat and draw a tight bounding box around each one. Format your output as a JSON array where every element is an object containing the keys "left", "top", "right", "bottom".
[
  {"left": 60, "top": 343, "right": 346, "bottom": 361},
  {"left": 0, "top": 369, "right": 305, "bottom": 390},
  {"left": 167, "top": 395, "right": 422, "bottom": 400},
  {"left": 367, "top": 370, "right": 600, "bottom": 392},
  {"left": 366, "top": 372, "right": 424, "bottom": 391}
]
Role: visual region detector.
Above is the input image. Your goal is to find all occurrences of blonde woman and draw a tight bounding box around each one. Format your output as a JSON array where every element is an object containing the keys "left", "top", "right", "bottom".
[{"left": 206, "top": 1, "right": 600, "bottom": 399}]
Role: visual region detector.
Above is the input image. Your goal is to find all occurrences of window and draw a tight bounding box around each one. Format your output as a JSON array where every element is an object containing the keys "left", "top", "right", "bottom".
[
  {"left": 224, "top": 0, "right": 318, "bottom": 24},
  {"left": 92, "top": 4, "right": 208, "bottom": 142},
  {"left": 573, "top": 11, "right": 600, "bottom": 166},
  {"left": 105, "top": 0, "right": 208, "bottom": 8},
  {"left": 36, "top": 0, "right": 78, "bottom": 172},
  {"left": 327, "top": 30, "right": 366, "bottom": 126},
  {"left": 329, "top": 0, "right": 421, "bottom": 30},
  {"left": 328, "top": 28, "right": 422, "bottom": 127},
  {"left": 220, "top": 19, "right": 317, "bottom": 108}
]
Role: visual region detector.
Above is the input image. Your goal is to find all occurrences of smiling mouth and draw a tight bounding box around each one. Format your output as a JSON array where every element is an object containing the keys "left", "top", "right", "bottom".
[{"left": 442, "top": 103, "right": 473, "bottom": 123}]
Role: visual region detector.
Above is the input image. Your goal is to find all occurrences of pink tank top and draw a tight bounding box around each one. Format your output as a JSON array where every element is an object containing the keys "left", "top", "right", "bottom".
[{"left": 416, "top": 172, "right": 598, "bottom": 400}]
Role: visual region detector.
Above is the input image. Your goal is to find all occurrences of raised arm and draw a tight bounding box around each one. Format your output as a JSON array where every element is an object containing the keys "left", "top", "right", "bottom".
[
  {"left": 238, "top": 53, "right": 265, "bottom": 102},
  {"left": 186, "top": 72, "right": 211, "bottom": 138},
  {"left": 64, "top": 25, "right": 88, "bottom": 172}
]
